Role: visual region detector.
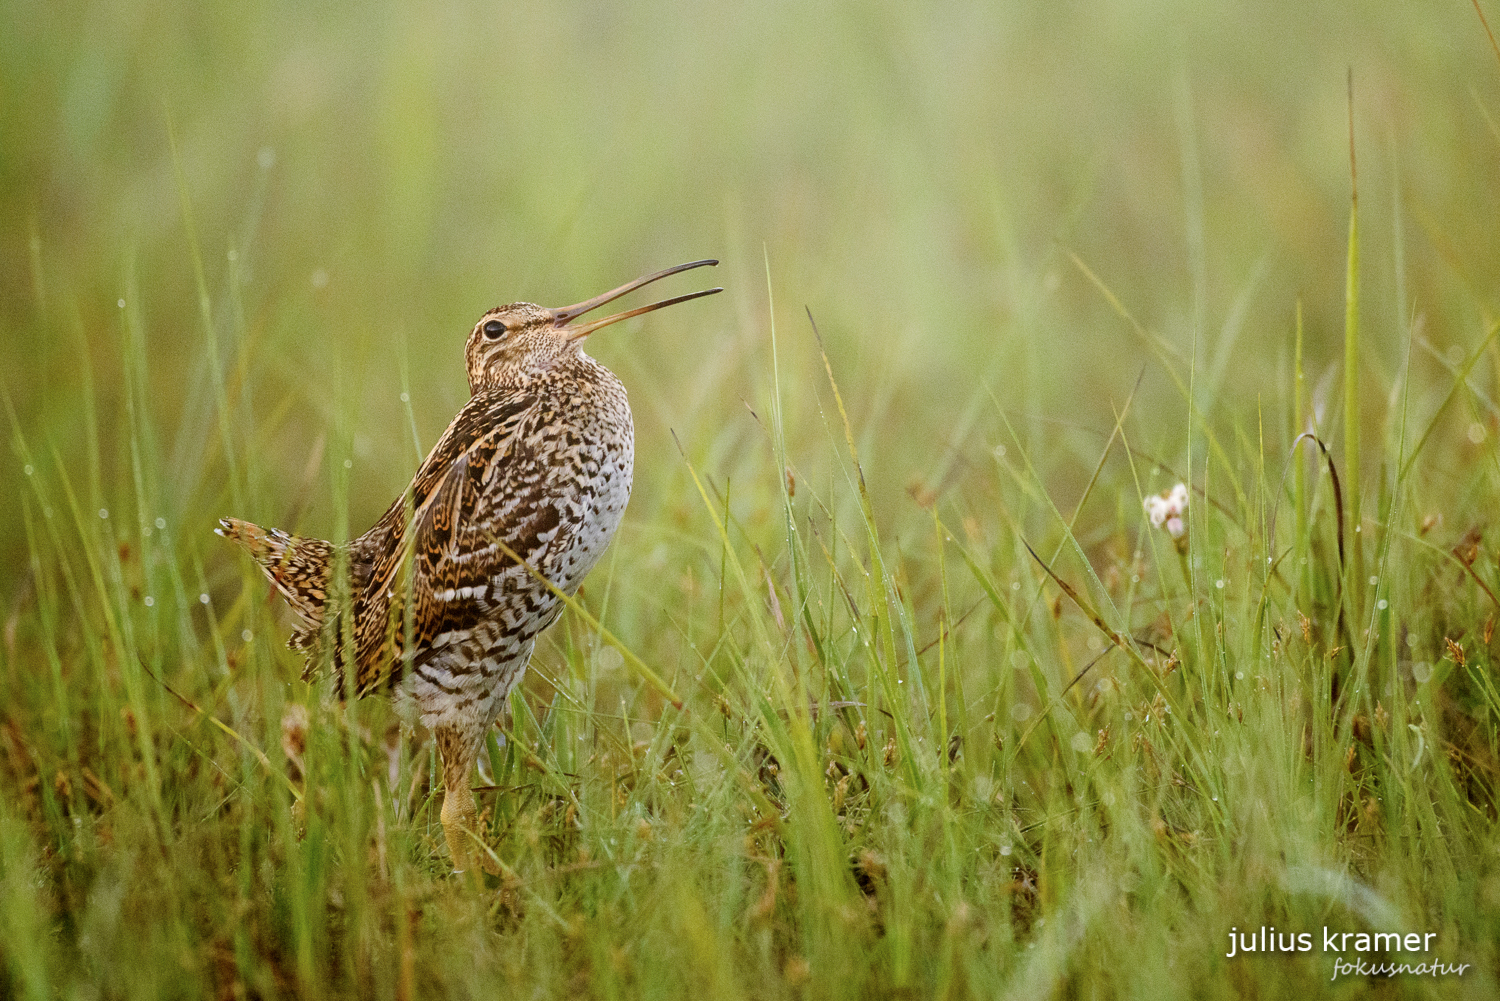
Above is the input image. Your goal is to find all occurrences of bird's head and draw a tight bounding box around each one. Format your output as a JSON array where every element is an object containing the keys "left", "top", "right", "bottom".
[{"left": 464, "top": 260, "right": 721, "bottom": 392}]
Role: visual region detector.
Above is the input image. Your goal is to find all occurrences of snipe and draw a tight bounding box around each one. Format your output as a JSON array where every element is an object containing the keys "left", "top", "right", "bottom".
[{"left": 219, "top": 260, "right": 722, "bottom": 872}]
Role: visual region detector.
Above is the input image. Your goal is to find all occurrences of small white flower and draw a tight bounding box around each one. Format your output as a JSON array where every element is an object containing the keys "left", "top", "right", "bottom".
[{"left": 1144, "top": 484, "right": 1189, "bottom": 545}]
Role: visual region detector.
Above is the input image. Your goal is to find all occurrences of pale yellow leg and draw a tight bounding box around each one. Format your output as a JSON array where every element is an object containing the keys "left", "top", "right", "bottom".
[{"left": 436, "top": 724, "right": 499, "bottom": 875}]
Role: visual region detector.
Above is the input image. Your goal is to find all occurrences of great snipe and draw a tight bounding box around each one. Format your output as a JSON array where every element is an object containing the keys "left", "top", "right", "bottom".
[{"left": 219, "top": 260, "right": 722, "bottom": 872}]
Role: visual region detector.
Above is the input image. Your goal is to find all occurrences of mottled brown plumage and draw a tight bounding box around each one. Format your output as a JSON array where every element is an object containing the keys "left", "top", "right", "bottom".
[{"left": 219, "top": 261, "right": 721, "bottom": 872}]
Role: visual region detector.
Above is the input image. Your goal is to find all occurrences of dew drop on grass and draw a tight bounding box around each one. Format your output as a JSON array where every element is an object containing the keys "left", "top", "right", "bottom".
[
  {"left": 1235, "top": 671, "right": 1244, "bottom": 680},
  {"left": 155, "top": 517, "right": 166, "bottom": 530},
  {"left": 23, "top": 464, "right": 33, "bottom": 476},
  {"left": 199, "top": 593, "right": 210, "bottom": 605},
  {"left": 1468, "top": 422, "right": 1487, "bottom": 444},
  {"left": 344, "top": 459, "right": 353, "bottom": 469},
  {"left": 1377, "top": 599, "right": 1388, "bottom": 610},
  {"left": 1000, "top": 844, "right": 1012, "bottom": 856},
  {"left": 400, "top": 392, "right": 410, "bottom": 403},
  {"left": 1215, "top": 579, "right": 1225, "bottom": 589},
  {"left": 1011, "top": 581, "right": 1021, "bottom": 590},
  {"left": 1368, "top": 575, "right": 1378, "bottom": 586},
  {"left": 118, "top": 299, "right": 125, "bottom": 309},
  {"left": 1412, "top": 662, "right": 1432, "bottom": 683},
  {"left": 99, "top": 508, "right": 108, "bottom": 519},
  {"left": 143, "top": 596, "right": 154, "bottom": 607},
  {"left": 242, "top": 630, "right": 253, "bottom": 643}
]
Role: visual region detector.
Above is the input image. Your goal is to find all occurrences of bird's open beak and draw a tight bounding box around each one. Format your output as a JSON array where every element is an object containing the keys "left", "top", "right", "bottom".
[{"left": 551, "top": 260, "right": 722, "bottom": 341}]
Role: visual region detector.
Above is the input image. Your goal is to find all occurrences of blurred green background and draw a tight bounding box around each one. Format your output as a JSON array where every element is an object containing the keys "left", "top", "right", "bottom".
[{"left": 3, "top": 0, "right": 1497, "bottom": 571}]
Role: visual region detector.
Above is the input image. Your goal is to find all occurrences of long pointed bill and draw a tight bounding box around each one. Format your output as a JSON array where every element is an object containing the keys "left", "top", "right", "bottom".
[
  {"left": 551, "top": 259, "right": 722, "bottom": 339},
  {"left": 563, "top": 287, "right": 723, "bottom": 340}
]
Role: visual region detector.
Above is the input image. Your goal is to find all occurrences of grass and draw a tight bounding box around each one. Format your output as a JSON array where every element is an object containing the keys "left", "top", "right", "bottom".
[{"left": 3, "top": 0, "right": 1500, "bottom": 997}]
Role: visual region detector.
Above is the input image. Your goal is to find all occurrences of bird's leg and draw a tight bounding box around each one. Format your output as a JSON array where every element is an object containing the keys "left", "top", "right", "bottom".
[{"left": 435, "top": 723, "right": 498, "bottom": 875}]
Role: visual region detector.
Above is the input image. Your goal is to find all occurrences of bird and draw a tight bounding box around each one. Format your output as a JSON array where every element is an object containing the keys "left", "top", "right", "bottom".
[{"left": 217, "top": 260, "right": 722, "bottom": 873}]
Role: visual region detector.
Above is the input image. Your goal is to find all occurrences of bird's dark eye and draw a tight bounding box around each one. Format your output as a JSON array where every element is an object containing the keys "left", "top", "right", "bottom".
[{"left": 482, "top": 319, "right": 507, "bottom": 340}]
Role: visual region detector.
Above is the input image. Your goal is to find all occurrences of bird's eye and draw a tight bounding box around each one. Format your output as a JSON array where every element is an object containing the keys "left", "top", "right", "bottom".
[{"left": 482, "top": 319, "right": 507, "bottom": 340}]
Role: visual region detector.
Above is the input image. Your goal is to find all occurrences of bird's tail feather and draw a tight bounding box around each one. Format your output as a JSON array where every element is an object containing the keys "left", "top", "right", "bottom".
[{"left": 216, "top": 517, "right": 335, "bottom": 644}]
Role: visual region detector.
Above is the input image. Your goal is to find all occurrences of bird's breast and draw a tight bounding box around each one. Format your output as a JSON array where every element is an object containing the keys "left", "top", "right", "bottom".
[{"left": 484, "top": 373, "right": 633, "bottom": 597}]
